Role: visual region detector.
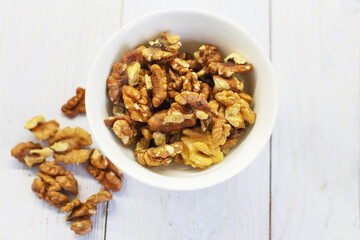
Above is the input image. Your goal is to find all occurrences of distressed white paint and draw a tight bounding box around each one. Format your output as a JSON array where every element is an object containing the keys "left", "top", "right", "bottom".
[
  {"left": 0, "top": 0, "right": 359, "bottom": 239},
  {"left": 271, "top": 0, "right": 360, "bottom": 239}
]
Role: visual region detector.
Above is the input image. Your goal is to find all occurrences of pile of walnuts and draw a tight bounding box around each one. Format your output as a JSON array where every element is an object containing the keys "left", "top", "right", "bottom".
[
  {"left": 105, "top": 32, "right": 256, "bottom": 169},
  {"left": 11, "top": 115, "right": 123, "bottom": 235}
]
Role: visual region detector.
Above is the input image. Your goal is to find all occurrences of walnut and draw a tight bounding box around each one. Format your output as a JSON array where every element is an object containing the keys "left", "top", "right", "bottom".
[
  {"left": 138, "top": 32, "right": 181, "bottom": 63},
  {"left": 148, "top": 109, "right": 196, "bottom": 132},
  {"left": 49, "top": 127, "right": 92, "bottom": 164},
  {"left": 153, "top": 131, "right": 167, "bottom": 146},
  {"left": 141, "top": 126, "right": 153, "bottom": 141},
  {"left": 104, "top": 114, "right": 137, "bottom": 146},
  {"left": 24, "top": 147, "right": 53, "bottom": 167},
  {"left": 122, "top": 85, "right": 152, "bottom": 122},
  {"left": 174, "top": 91, "right": 210, "bottom": 113},
  {"left": 55, "top": 171, "right": 78, "bottom": 195},
  {"left": 33, "top": 162, "right": 78, "bottom": 207},
  {"left": 70, "top": 219, "right": 93, "bottom": 235},
  {"left": 170, "top": 57, "right": 190, "bottom": 75},
  {"left": 61, "top": 87, "right": 86, "bottom": 118},
  {"left": 112, "top": 105, "right": 125, "bottom": 116},
  {"left": 150, "top": 64, "right": 168, "bottom": 107},
  {"left": 182, "top": 72, "right": 201, "bottom": 93},
  {"left": 86, "top": 189, "right": 113, "bottom": 206},
  {"left": 224, "top": 53, "right": 247, "bottom": 64},
  {"left": 213, "top": 75, "right": 243, "bottom": 93},
  {"left": 194, "top": 45, "right": 222, "bottom": 66},
  {"left": 215, "top": 90, "right": 256, "bottom": 126},
  {"left": 211, "top": 105, "right": 232, "bottom": 145},
  {"left": 87, "top": 149, "right": 123, "bottom": 192},
  {"left": 107, "top": 49, "right": 143, "bottom": 104},
  {"left": 61, "top": 198, "right": 81, "bottom": 212},
  {"left": 180, "top": 128, "right": 223, "bottom": 169},
  {"left": 135, "top": 142, "right": 183, "bottom": 167},
  {"left": 135, "top": 138, "right": 150, "bottom": 151},
  {"left": 32, "top": 178, "right": 46, "bottom": 199},
  {"left": 24, "top": 116, "right": 60, "bottom": 141},
  {"left": 64, "top": 189, "right": 112, "bottom": 235},
  {"left": 200, "top": 82, "right": 211, "bottom": 99},
  {"left": 208, "top": 61, "right": 253, "bottom": 77},
  {"left": 53, "top": 149, "right": 90, "bottom": 165},
  {"left": 11, "top": 141, "right": 42, "bottom": 163},
  {"left": 221, "top": 128, "right": 244, "bottom": 150}
]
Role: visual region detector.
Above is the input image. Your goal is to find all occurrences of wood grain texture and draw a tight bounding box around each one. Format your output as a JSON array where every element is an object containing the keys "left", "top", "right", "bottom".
[
  {"left": 0, "top": 0, "right": 122, "bottom": 239},
  {"left": 271, "top": 0, "right": 360, "bottom": 239},
  {"left": 105, "top": 1, "right": 271, "bottom": 239}
]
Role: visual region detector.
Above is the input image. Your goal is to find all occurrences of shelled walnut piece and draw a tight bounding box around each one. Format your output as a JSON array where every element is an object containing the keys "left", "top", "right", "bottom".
[
  {"left": 24, "top": 116, "right": 59, "bottom": 141},
  {"left": 61, "top": 87, "right": 86, "bottom": 118},
  {"left": 49, "top": 127, "right": 92, "bottom": 164},
  {"left": 31, "top": 161, "right": 78, "bottom": 207},
  {"left": 105, "top": 32, "right": 256, "bottom": 169},
  {"left": 61, "top": 189, "right": 112, "bottom": 235},
  {"left": 87, "top": 149, "right": 123, "bottom": 192}
]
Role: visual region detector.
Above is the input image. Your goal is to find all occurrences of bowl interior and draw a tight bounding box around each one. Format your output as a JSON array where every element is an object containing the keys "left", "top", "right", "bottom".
[{"left": 86, "top": 10, "right": 277, "bottom": 190}]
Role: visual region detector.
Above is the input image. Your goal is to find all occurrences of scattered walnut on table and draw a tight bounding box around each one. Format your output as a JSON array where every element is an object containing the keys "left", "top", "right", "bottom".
[
  {"left": 24, "top": 147, "right": 54, "bottom": 167},
  {"left": 62, "top": 189, "right": 113, "bottom": 235},
  {"left": 61, "top": 87, "right": 86, "bottom": 118},
  {"left": 32, "top": 161, "right": 78, "bottom": 207},
  {"left": 86, "top": 149, "right": 123, "bottom": 192},
  {"left": 11, "top": 141, "right": 42, "bottom": 163},
  {"left": 49, "top": 127, "right": 92, "bottom": 164},
  {"left": 24, "top": 116, "right": 60, "bottom": 141}
]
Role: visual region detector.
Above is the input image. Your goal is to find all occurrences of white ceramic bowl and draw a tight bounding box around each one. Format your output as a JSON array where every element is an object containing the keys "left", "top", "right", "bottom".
[{"left": 86, "top": 9, "right": 278, "bottom": 191}]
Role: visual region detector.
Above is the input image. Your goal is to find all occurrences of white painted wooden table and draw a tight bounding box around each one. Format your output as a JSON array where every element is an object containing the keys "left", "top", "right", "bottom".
[{"left": 0, "top": 0, "right": 359, "bottom": 239}]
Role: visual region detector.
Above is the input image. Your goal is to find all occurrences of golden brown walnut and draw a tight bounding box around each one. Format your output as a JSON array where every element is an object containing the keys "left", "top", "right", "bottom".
[
  {"left": 107, "top": 50, "right": 143, "bottom": 104},
  {"left": 180, "top": 128, "right": 223, "bottom": 169},
  {"left": 55, "top": 171, "right": 78, "bottom": 195},
  {"left": 200, "top": 82, "right": 211, "bottom": 99},
  {"left": 208, "top": 61, "right": 253, "bottom": 77},
  {"left": 148, "top": 109, "right": 196, "bottom": 132},
  {"left": 194, "top": 45, "right": 222, "bottom": 66},
  {"left": 150, "top": 64, "right": 168, "bottom": 107},
  {"left": 135, "top": 142, "right": 183, "bottom": 167},
  {"left": 24, "top": 147, "right": 53, "bottom": 167},
  {"left": 215, "top": 90, "right": 256, "bottom": 127},
  {"left": 66, "top": 203, "right": 97, "bottom": 221},
  {"left": 39, "top": 161, "right": 66, "bottom": 176},
  {"left": 48, "top": 127, "right": 92, "bottom": 147},
  {"left": 33, "top": 161, "right": 78, "bottom": 207},
  {"left": 87, "top": 149, "right": 123, "bottom": 192},
  {"left": 211, "top": 107, "right": 232, "bottom": 145},
  {"left": 153, "top": 131, "right": 167, "bottom": 146},
  {"left": 45, "top": 191, "right": 70, "bottom": 208},
  {"left": 32, "top": 178, "right": 46, "bottom": 199},
  {"left": 224, "top": 53, "right": 247, "bottom": 64},
  {"left": 122, "top": 85, "right": 152, "bottom": 122},
  {"left": 11, "top": 141, "right": 42, "bottom": 163},
  {"left": 170, "top": 57, "right": 190, "bottom": 75},
  {"left": 70, "top": 219, "right": 93, "bottom": 235},
  {"left": 135, "top": 138, "right": 150, "bottom": 152},
  {"left": 213, "top": 75, "right": 243, "bottom": 93},
  {"left": 174, "top": 91, "right": 210, "bottom": 113},
  {"left": 53, "top": 149, "right": 90, "bottom": 165},
  {"left": 61, "top": 198, "right": 82, "bottom": 212},
  {"left": 49, "top": 127, "right": 92, "bottom": 164},
  {"left": 221, "top": 128, "right": 244, "bottom": 150},
  {"left": 24, "top": 116, "right": 60, "bottom": 141},
  {"left": 138, "top": 32, "right": 181, "bottom": 63},
  {"left": 168, "top": 70, "right": 201, "bottom": 98},
  {"left": 61, "top": 87, "right": 86, "bottom": 118},
  {"left": 104, "top": 114, "right": 138, "bottom": 146},
  {"left": 141, "top": 126, "right": 153, "bottom": 141},
  {"left": 86, "top": 189, "right": 113, "bottom": 206}
]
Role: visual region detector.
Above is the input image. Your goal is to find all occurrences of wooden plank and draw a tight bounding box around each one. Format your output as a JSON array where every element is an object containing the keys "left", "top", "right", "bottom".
[
  {"left": 0, "top": 0, "right": 122, "bottom": 239},
  {"left": 105, "top": 0, "right": 271, "bottom": 239},
  {"left": 271, "top": 0, "right": 360, "bottom": 239}
]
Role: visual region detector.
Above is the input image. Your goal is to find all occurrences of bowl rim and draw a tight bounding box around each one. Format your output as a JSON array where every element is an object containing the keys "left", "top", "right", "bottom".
[{"left": 86, "top": 8, "right": 278, "bottom": 191}]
